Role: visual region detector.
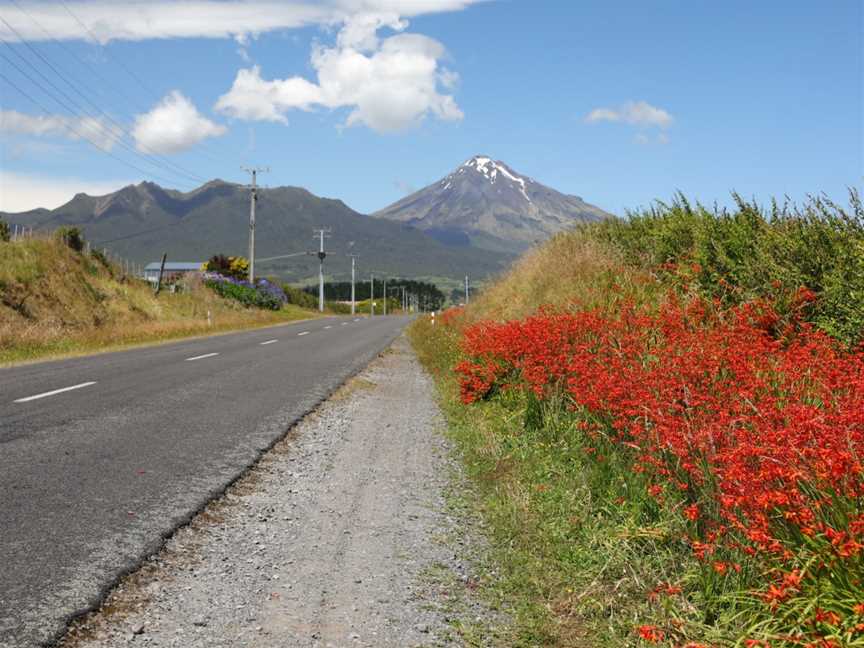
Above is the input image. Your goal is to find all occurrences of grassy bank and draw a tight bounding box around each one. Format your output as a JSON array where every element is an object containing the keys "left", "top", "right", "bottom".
[
  {"left": 0, "top": 237, "right": 316, "bottom": 365},
  {"left": 410, "top": 193, "right": 864, "bottom": 647}
]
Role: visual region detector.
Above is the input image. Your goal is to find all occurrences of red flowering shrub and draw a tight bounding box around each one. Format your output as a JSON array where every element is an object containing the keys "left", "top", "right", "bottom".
[{"left": 454, "top": 294, "right": 864, "bottom": 641}]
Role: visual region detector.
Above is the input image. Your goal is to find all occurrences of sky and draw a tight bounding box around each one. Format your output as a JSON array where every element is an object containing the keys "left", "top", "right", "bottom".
[{"left": 0, "top": 0, "right": 861, "bottom": 215}]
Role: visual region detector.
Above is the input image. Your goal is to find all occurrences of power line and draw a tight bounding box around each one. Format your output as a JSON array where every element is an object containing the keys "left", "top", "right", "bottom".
[
  {"left": 0, "top": 68, "right": 191, "bottom": 187},
  {"left": 55, "top": 0, "right": 236, "bottom": 169},
  {"left": 0, "top": 16, "right": 207, "bottom": 186}
]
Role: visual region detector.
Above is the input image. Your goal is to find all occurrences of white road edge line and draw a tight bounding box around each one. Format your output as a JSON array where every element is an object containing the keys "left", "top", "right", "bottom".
[
  {"left": 14, "top": 381, "right": 97, "bottom": 403},
  {"left": 186, "top": 352, "right": 219, "bottom": 361},
  {"left": 297, "top": 331, "right": 310, "bottom": 336},
  {"left": 260, "top": 339, "right": 278, "bottom": 345}
]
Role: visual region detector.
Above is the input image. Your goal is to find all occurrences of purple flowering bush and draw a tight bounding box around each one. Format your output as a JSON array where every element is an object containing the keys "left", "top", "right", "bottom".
[{"left": 203, "top": 272, "right": 286, "bottom": 310}]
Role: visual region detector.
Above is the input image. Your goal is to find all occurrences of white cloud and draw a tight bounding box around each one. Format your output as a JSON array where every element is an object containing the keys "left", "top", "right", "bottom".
[
  {"left": 215, "top": 16, "right": 463, "bottom": 133},
  {"left": 0, "top": 109, "right": 123, "bottom": 150},
  {"left": 0, "top": 1, "right": 482, "bottom": 44},
  {"left": 586, "top": 100, "right": 673, "bottom": 128},
  {"left": 0, "top": 171, "right": 132, "bottom": 212},
  {"left": 132, "top": 91, "right": 226, "bottom": 154}
]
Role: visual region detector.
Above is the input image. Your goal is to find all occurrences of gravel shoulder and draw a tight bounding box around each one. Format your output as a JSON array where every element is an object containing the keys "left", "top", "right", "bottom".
[{"left": 59, "top": 334, "right": 502, "bottom": 648}]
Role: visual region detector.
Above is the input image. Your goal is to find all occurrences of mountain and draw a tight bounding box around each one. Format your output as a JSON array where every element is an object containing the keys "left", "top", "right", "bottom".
[
  {"left": 373, "top": 155, "right": 612, "bottom": 253},
  {"left": 0, "top": 180, "right": 512, "bottom": 285}
]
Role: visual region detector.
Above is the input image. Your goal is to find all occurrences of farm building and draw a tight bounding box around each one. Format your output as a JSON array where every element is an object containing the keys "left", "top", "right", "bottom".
[{"left": 143, "top": 262, "right": 203, "bottom": 284}]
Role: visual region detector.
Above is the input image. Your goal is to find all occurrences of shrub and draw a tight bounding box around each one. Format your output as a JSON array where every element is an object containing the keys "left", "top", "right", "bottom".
[
  {"left": 202, "top": 254, "right": 250, "bottom": 280},
  {"left": 0, "top": 219, "right": 9, "bottom": 243},
  {"left": 203, "top": 273, "right": 282, "bottom": 310},
  {"left": 282, "top": 284, "right": 317, "bottom": 309},
  {"left": 56, "top": 226, "right": 85, "bottom": 252}
]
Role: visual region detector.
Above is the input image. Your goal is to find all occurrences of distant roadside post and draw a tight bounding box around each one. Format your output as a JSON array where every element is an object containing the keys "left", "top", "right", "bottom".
[{"left": 348, "top": 254, "right": 359, "bottom": 315}]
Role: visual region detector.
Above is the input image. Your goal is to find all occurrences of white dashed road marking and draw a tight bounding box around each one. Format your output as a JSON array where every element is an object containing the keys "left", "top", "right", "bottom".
[
  {"left": 260, "top": 339, "right": 278, "bottom": 345},
  {"left": 186, "top": 353, "right": 219, "bottom": 361},
  {"left": 324, "top": 325, "right": 333, "bottom": 329},
  {"left": 14, "top": 382, "right": 97, "bottom": 403},
  {"left": 298, "top": 331, "right": 310, "bottom": 336},
  {"left": 341, "top": 322, "right": 349, "bottom": 326}
]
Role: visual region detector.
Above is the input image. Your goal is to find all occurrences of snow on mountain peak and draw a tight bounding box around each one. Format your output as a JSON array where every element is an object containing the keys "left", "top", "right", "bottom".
[{"left": 460, "top": 155, "right": 531, "bottom": 202}]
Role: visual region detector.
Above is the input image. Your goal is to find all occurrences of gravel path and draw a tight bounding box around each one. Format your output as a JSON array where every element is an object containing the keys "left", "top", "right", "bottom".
[{"left": 59, "top": 335, "right": 499, "bottom": 648}]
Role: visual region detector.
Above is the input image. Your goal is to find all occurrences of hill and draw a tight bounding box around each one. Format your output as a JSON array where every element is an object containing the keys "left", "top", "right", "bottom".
[
  {"left": 0, "top": 180, "right": 513, "bottom": 285},
  {"left": 0, "top": 235, "right": 312, "bottom": 364},
  {"left": 372, "top": 155, "right": 612, "bottom": 253}
]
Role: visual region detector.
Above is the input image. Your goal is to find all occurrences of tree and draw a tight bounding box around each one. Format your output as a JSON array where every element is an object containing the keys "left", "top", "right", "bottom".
[{"left": 0, "top": 219, "right": 9, "bottom": 243}]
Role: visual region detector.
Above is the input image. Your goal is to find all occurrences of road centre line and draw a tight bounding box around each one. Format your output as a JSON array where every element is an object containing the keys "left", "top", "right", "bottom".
[
  {"left": 341, "top": 322, "right": 349, "bottom": 326},
  {"left": 260, "top": 339, "right": 278, "bottom": 345},
  {"left": 14, "top": 381, "right": 97, "bottom": 403},
  {"left": 298, "top": 331, "right": 310, "bottom": 336},
  {"left": 186, "top": 352, "right": 219, "bottom": 361},
  {"left": 324, "top": 325, "right": 333, "bottom": 329}
]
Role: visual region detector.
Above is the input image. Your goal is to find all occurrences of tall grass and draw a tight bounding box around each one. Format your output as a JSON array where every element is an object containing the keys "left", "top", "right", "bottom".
[{"left": 586, "top": 190, "right": 864, "bottom": 345}]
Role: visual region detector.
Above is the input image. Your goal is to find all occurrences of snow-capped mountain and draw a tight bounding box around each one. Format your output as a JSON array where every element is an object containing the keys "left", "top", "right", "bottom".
[{"left": 372, "top": 155, "right": 612, "bottom": 252}]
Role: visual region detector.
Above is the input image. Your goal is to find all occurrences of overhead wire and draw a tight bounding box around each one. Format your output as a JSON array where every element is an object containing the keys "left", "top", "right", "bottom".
[
  {"left": 0, "top": 15, "right": 207, "bottom": 187},
  {"left": 0, "top": 69, "right": 188, "bottom": 187},
  {"left": 55, "top": 0, "right": 238, "bottom": 170}
]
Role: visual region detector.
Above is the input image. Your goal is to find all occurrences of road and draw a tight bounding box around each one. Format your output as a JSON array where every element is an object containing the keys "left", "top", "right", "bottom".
[{"left": 0, "top": 315, "right": 409, "bottom": 648}]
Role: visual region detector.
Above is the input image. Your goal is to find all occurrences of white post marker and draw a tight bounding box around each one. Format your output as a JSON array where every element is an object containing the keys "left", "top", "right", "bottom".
[{"left": 431, "top": 311, "right": 436, "bottom": 326}]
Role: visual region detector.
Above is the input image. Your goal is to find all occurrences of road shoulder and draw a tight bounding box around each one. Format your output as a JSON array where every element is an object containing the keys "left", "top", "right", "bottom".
[{"left": 60, "top": 334, "right": 504, "bottom": 648}]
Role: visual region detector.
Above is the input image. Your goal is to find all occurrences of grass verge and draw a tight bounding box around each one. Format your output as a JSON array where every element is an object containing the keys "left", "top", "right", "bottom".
[{"left": 0, "top": 237, "right": 319, "bottom": 366}]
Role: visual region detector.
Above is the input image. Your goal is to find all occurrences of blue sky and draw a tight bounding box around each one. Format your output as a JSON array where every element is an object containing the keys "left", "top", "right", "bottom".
[{"left": 0, "top": 0, "right": 861, "bottom": 215}]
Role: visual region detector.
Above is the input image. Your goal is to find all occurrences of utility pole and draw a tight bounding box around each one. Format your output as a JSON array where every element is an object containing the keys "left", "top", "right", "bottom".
[
  {"left": 383, "top": 277, "right": 387, "bottom": 316},
  {"left": 370, "top": 273, "right": 374, "bottom": 316},
  {"left": 348, "top": 254, "right": 359, "bottom": 315},
  {"left": 242, "top": 166, "right": 268, "bottom": 284},
  {"left": 313, "top": 228, "right": 331, "bottom": 313},
  {"left": 465, "top": 275, "right": 470, "bottom": 305}
]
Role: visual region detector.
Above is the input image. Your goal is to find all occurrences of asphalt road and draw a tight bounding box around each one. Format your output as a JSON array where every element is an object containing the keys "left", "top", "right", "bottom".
[{"left": 0, "top": 315, "right": 410, "bottom": 647}]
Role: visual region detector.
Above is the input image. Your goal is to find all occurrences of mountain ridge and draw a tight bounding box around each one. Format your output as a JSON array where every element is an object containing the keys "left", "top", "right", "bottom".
[{"left": 0, "top": 179, "right": 512, "bottom": 285}]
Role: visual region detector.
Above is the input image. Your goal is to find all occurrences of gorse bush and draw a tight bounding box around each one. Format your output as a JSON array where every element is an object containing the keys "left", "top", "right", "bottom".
[
  {"left": 585, "top": 190, "right": 864, "bottom": 345},
  {"left": 0, "top": 220, "right": 9, "bottom": 243}
]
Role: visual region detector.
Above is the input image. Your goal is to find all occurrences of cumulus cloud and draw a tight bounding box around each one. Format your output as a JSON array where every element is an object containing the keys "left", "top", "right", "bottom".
[
  {"left": 0, "top": 109, "right": 123, "bottom": 150},
  {"left": 0, "top": 170, "right": 132, "bottom": 212},
  {"left": 0, "top": 1, "right": 482, "bottom": 44},
  {"left": 215, "top": 15, "right": 463, "bottom": 133},
  {"left": 132, "top": 91, "right": 226, "bottom": 154},
  {"left": 585, "top": 100, "right": 673, "bottom": 129}
]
